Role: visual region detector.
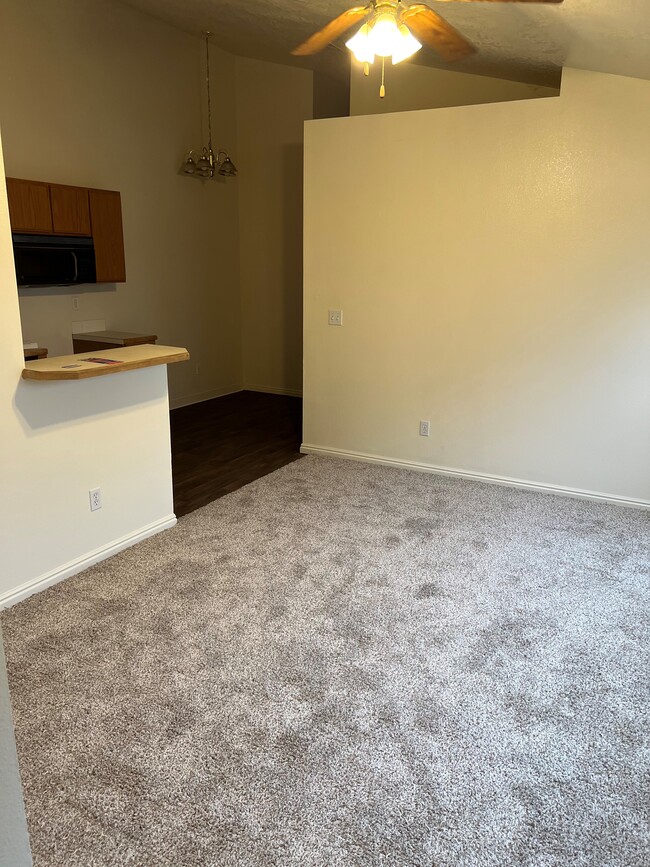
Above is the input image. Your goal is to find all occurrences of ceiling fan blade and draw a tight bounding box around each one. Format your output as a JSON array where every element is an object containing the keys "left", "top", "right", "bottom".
[
  {"left": 292, "top": 6, "right": 372, "bottom": 56},
  {"left": 434, "top": 0, "right": 564, "bottom": 3},
  {"left": 401, "top": 5, "right": 475, "bottom": 62}
]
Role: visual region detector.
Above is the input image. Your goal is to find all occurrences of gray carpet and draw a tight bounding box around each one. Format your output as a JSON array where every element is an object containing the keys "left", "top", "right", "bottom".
[{"left": 2, "top": 455, "right": 649, "bottom": 867}]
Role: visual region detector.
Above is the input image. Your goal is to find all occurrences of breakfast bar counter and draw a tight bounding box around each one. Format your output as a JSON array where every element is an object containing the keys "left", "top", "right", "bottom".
[{"left": 22, "top": 344, "right": 189, "bottom": 381}]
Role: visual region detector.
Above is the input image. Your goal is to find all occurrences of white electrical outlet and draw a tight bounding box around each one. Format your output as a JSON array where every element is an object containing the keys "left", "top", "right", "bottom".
[
  {"left": 419, "top": 420, "right": 431, "bottom": 437},
  {"left": 89, "top": 488, "right": 102, "bottom": 511},
  {"left": 72, "top": 297, "right": 80, "bottom": 311},
  {"left": 328, "top": 309, "right": 343, "bottom": 326}
]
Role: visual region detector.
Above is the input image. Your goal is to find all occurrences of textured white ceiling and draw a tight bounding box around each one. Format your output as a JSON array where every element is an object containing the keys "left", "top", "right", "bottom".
[{"left": 119, "top": 0, "right": 650, "bottom": 86}]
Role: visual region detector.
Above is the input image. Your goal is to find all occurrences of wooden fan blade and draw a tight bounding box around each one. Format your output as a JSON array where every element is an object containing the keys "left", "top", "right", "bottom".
[
  {"left": 434, "top": 0, "right": 563, "bottom": 3},
  {"left": 292, "top": 6, "right": 371, "bottom": 56},
  {"left": 401, "top": 5, "right": 475, "bottom": 62}
]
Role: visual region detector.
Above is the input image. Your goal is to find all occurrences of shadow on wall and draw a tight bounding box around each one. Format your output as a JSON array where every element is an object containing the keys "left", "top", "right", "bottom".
[
  {"left": 13, "top": 369, "right": 167, "bottom": 434},
  {"left": 17, "top": 283, "right": 117, "bottom": 301},
  {"left": 281, "top": 142, "right": 305, "bottom": 393},
  {"left": 313, "top": 70, "right": 351, "bottom": 120}
]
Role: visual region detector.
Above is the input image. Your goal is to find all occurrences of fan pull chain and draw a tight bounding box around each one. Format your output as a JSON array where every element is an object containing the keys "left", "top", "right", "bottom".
[
  {"left": 364, "top": 62, "right": 370, "bottom": 77},
  {"left": 380, "top": 56, "right": 385, "bottom": 98}
]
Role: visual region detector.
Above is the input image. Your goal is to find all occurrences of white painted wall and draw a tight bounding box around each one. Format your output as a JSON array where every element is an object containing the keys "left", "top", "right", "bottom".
[
  {"left": 0, "top": 0, "right": 241, "bottom": 409},
  {"left": 0, "top": 630, "right": 31, "bottom": 866},
  {"left": 0, "top": 131, "right": 177, "bottom": 607},
  {"left": 236, "top": 57, "right": 313, "bottom": 396},
  {"left": 303, "top": 68, "right": 650, "bottom": 506},
  {"left": 350, "top": 59, "right": 559, "bottom": 115}
]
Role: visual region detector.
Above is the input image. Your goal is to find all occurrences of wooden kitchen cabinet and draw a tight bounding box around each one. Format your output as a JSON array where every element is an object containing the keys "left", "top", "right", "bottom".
[
  {"left": 6, "top": 177, "right": 126, "bottom": 284},
  {"left": 50, "top": 184, "right": 91, "bottom": 235},
  {"left": 6, "top": 178, "right": 53, "bottom": 233},
  {"left": 89, "top": 189, "right": 126, "bottom": 283}
]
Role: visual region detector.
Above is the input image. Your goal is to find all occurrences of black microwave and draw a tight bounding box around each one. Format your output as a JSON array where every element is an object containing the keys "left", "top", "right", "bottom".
[{"left": 13, "top": 233, "right": 97, "bottom": 288}]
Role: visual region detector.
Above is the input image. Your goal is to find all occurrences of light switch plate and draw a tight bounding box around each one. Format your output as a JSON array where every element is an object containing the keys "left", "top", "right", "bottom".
[{"left": 328, "top": 309, "right": 343, "bottom": 326}]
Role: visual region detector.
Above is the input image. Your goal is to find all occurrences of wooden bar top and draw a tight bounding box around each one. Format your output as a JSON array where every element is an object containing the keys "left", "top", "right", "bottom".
[{"left": 22, "top": 344, "right": 189, "bottom": 381}]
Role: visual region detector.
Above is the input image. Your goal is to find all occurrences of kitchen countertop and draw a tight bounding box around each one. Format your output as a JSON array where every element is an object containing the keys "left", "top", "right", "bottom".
[{"left": 72, "top": 330, "right": 158, "bottom": 345}]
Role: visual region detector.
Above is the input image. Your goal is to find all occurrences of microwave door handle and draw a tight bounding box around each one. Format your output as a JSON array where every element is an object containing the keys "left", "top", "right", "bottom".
[{"left": 71, "top": 251, "right": 79, "bottom": 282}]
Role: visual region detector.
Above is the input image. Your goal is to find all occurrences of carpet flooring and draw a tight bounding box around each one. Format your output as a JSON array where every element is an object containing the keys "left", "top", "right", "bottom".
[{"left": 2, "top": 456, "right": 649, "bottom": 867}]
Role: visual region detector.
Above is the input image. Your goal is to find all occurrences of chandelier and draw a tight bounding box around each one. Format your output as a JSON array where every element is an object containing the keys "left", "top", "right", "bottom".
[{"left": 180, "top": 32, "right": 238, "bottom": 180}]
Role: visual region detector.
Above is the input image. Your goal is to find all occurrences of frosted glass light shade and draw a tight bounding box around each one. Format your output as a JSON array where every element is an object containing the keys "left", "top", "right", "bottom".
[
  {"left": 392, "top": 24, "right": 421, "bottom": 64},
  {"left": 346, "top": 24, "right": 375, "bottom": 64},
  {"left": 217, "top": 153, "right": 238, "bottom": 177},
  {"left": 196, "top": 149, "right": 211, "bottom": 169},
  {"left": 367, "top": 12, "right": 401, "bottom": 57},
  {"left": 180, "top": 153, "right": 196, "bottom": 174}
]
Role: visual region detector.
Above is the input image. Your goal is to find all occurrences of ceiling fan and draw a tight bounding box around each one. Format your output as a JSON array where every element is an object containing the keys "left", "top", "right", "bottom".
[{"left": 292, "top": 0, "right": 563, "bottom": 96}]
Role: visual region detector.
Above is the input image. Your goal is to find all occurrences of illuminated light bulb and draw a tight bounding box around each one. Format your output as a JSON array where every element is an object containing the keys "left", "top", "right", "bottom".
[
  {"left": 345, "top": 23, "right": 375, "bottom": 64},
  {"left": 367, "top": 11, "right": 401, "bottom": 58},
  {"left": 391, "top": 24, "right": 421, "bottom": 64}
]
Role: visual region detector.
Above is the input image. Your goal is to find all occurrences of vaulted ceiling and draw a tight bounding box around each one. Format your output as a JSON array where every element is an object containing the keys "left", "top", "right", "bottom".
[{"left": 120, "top": 0, "right": 650, "bottom": 87}]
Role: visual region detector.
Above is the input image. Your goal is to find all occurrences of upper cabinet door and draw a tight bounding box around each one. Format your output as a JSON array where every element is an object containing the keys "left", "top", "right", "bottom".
[
  {"left": 50, "top": 184, "right": 91, "bottom": 235},
  {"left": 6, "top": 178, "right": 53, "bottom": 233},
  {"left": 89, "top": 189, "right": 126, "bottom": 283}
]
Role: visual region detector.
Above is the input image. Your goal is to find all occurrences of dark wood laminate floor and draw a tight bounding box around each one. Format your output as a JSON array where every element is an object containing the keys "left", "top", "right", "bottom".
[{"left": 170, "top": 390, "right": 303, "bottom": 517}]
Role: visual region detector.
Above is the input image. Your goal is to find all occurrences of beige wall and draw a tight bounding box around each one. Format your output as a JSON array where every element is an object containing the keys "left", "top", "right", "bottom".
[
  {"left": 0, "top": 0, "right": 242, "bottom": 409},
  {"left": 236, "top": 56, "right": 313, "bottom": 395},
  {"left": 303, "top": 68, "right": 650, "bottom": 506},
  {"left": 350, "top": 59, "right": 559, "bottom": 115}
]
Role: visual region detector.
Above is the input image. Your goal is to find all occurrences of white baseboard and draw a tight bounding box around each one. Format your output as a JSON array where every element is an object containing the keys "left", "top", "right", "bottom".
[
  {"left": 300, "top": 444, "right": 650, "bottom": 510},
  {"left": 169, "top": 385, "right": 243, "bottom": 410},
  {"left": 0, "top": 515, "right": 177, "bottom": 610},
  {"left": 243, "top": 384, "right": 303, "bottom": 398}
]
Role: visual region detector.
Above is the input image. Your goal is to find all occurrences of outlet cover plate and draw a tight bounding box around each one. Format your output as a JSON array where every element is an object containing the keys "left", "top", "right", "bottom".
[{"left": 89, "top": 488, "right": 102, "bottom": 511}]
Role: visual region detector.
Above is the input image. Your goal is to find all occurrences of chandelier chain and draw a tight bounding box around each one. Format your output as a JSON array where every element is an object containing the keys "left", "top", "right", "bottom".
[{"left": 205, "top": 32, "right": 213, "bottom": 151}]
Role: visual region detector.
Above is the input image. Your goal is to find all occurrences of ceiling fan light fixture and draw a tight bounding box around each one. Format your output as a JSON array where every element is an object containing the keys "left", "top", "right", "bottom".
[
  {"left": 367, "top": 11, "right": 401, "bottom": 57},
  {"left": 346, "top": 9, "right": 422, "bottom": 67},
  {"left": 345, "top": 23, "right": 375, "bottom": 63}
]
